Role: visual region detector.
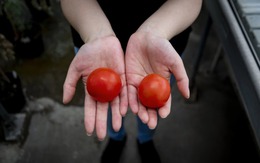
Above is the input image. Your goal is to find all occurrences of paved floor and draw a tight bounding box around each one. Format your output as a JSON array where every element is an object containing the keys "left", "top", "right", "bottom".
[{"left": 1, "top": 1, "right": 260, "bottom": 163}]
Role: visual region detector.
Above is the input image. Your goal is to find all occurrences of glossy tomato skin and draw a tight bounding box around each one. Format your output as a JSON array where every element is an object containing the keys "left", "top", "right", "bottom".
[
  {"left": 86, "top": 68, "right": 122, "bottom": 102},
  {"left": 138, "top": 74, "right": 171, "bottom": 109}
]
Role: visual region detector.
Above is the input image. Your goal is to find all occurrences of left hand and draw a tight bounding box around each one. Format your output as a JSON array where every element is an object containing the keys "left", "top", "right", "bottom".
[{"left": 125, "top": 32, "right": 190, "bottom": 129}]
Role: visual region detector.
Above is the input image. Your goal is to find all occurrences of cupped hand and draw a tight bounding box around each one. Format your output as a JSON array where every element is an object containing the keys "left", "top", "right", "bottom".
[
  {"left": 63, "top": 36, "right": 128, "bottom": 140},
  {"left": 125, "top": 32, "right": 190, "bottom": 129}
]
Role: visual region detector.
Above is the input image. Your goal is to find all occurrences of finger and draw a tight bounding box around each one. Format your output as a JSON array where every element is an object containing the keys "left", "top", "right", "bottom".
[
  {"left": 158, "top": 94, "right": 172, "bottom": 118},
  {"left": 170, "top": 55, "right": 190, "bottom": 99},
  {"left": 84, "top": 93, "right": 97, "bottom": 136},
  {"left": 95, "top": 102, "right": 109, "bottom": 141},
  {"left": 137, "top": 103, "right": 149, "bottom": 124},
  {"left": 119, "top": 79, "right": 128, "bottom": 117},
  {"left": 63, "top": 63, "right": 81, "bottom": 104},
  {"left": 128, "top": 85, "right": 139, "bottom": 114},
  {"left": 147, "top": 109, "right": 158, "bottom": 129},
  {"left": 110, "top": 96, "right": 122, "bottom": 132}
]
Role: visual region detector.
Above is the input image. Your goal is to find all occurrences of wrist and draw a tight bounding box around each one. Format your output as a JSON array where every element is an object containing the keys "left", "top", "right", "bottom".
[
  {"left": 137, "top": 23, "right": 168, "bottom": 40},
  {"left": 81, "top": 28, "right": 116, "bottom": 43}
]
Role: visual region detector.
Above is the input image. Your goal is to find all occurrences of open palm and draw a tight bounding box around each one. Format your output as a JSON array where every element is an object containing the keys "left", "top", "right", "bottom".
[
  {"left": 63, "top": 36, "right": 128, "bottom": 140},
  {"left": 125, "top": 32, "right": 190, "bottom": 129}
]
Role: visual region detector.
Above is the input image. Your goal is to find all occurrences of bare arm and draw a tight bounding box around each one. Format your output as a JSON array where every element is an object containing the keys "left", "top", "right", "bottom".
[
  {"left": 60, "top": 0, "right": 115, "bottom": 43},
  {"left": 60, "top": 0, "right": 127, "bottom": 140},
  {"left": 125, "top": 0, "right": 203, "bottom": 128},
  {"left": 138, "top": 0, "right": 202, "bottom": 39}
]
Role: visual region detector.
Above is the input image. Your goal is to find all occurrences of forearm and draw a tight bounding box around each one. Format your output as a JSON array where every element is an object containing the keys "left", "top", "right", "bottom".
[
  {"left": 60, "top": 0, "right": 115, "bottom": 43},
  {"left": 137, "top": 0, "right": 202, "bottom": 40}
]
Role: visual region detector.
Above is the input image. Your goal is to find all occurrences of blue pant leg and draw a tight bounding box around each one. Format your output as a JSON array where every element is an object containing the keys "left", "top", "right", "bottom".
[
  {"left": 74, "top": 47, "right": 79, "bottom": 54},
  {"left": 137, "top": 73, "right": 176, "bottom": 143},
  {"left": 107, "top": 106, "right": 126, "bottom": 141},
  {"left": 137, "top": 116, "right": 156, "bottom": 143}
]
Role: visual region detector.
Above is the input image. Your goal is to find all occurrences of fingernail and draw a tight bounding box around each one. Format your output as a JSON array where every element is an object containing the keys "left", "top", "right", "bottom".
[
  {"left": 86, "top": 132, "right": 92, "bottom": 136},
  {"left": 149, "top": 125, "right": 156, "bottom": 130},
  {"left": 186, "top": 89, "right": 190, "bottom": 99},
  {"left": 142, "top": 116, "right": 149, "bottom": 124},
  {"left": 161, "top": 112, "right": 168, "bottom": 119}
]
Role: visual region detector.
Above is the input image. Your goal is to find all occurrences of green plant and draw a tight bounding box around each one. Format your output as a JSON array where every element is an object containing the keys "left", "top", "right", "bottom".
[
  {"left": 0, "top": 33, "right": 15, "bottom": 98},
  {"left": 1, "top": 0, "right": 33, "bottom": 38},
  {"left": 0, "top": 34, "right": 15, "bottom": 71}
]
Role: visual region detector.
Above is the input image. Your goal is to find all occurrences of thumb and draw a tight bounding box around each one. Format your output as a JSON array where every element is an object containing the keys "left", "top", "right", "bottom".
[
  {"left": 170, "top": 56, "right": 190, "bottom": 99},
  {"left": 63, "top": 64, "right": 81, "bottom": 104}
]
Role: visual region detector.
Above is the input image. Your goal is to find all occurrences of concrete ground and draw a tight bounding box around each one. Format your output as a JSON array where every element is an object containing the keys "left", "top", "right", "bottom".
[{"left": 1, "top": 1, "right": 260, "bottom": 163}]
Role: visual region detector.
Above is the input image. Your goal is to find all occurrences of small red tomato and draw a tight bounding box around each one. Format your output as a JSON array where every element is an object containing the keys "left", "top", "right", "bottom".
[
  {"left": 86, "top": 68, "right": 122, "bottom": 102},
  {"left": 138, "top": 74, "right": 171, "bottom": 109}
]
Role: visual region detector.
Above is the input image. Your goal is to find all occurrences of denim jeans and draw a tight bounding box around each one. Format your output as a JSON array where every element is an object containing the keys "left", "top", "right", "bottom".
[{"left": 108, "top": 75, "right": 175, "bottom": 143}]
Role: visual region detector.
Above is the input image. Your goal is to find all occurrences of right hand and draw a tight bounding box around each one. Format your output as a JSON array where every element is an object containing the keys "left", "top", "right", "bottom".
[{"left": 63, "top": 36, "right": 128, "bottom": 140}]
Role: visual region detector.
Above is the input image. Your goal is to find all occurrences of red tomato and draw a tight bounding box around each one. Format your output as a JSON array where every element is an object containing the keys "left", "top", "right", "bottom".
[
  {"left": 138, "top": 74, "right": 171, "bottom": 109},
  {"left": 86, "top": 68, "right": 122, "bottom": 102}
]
